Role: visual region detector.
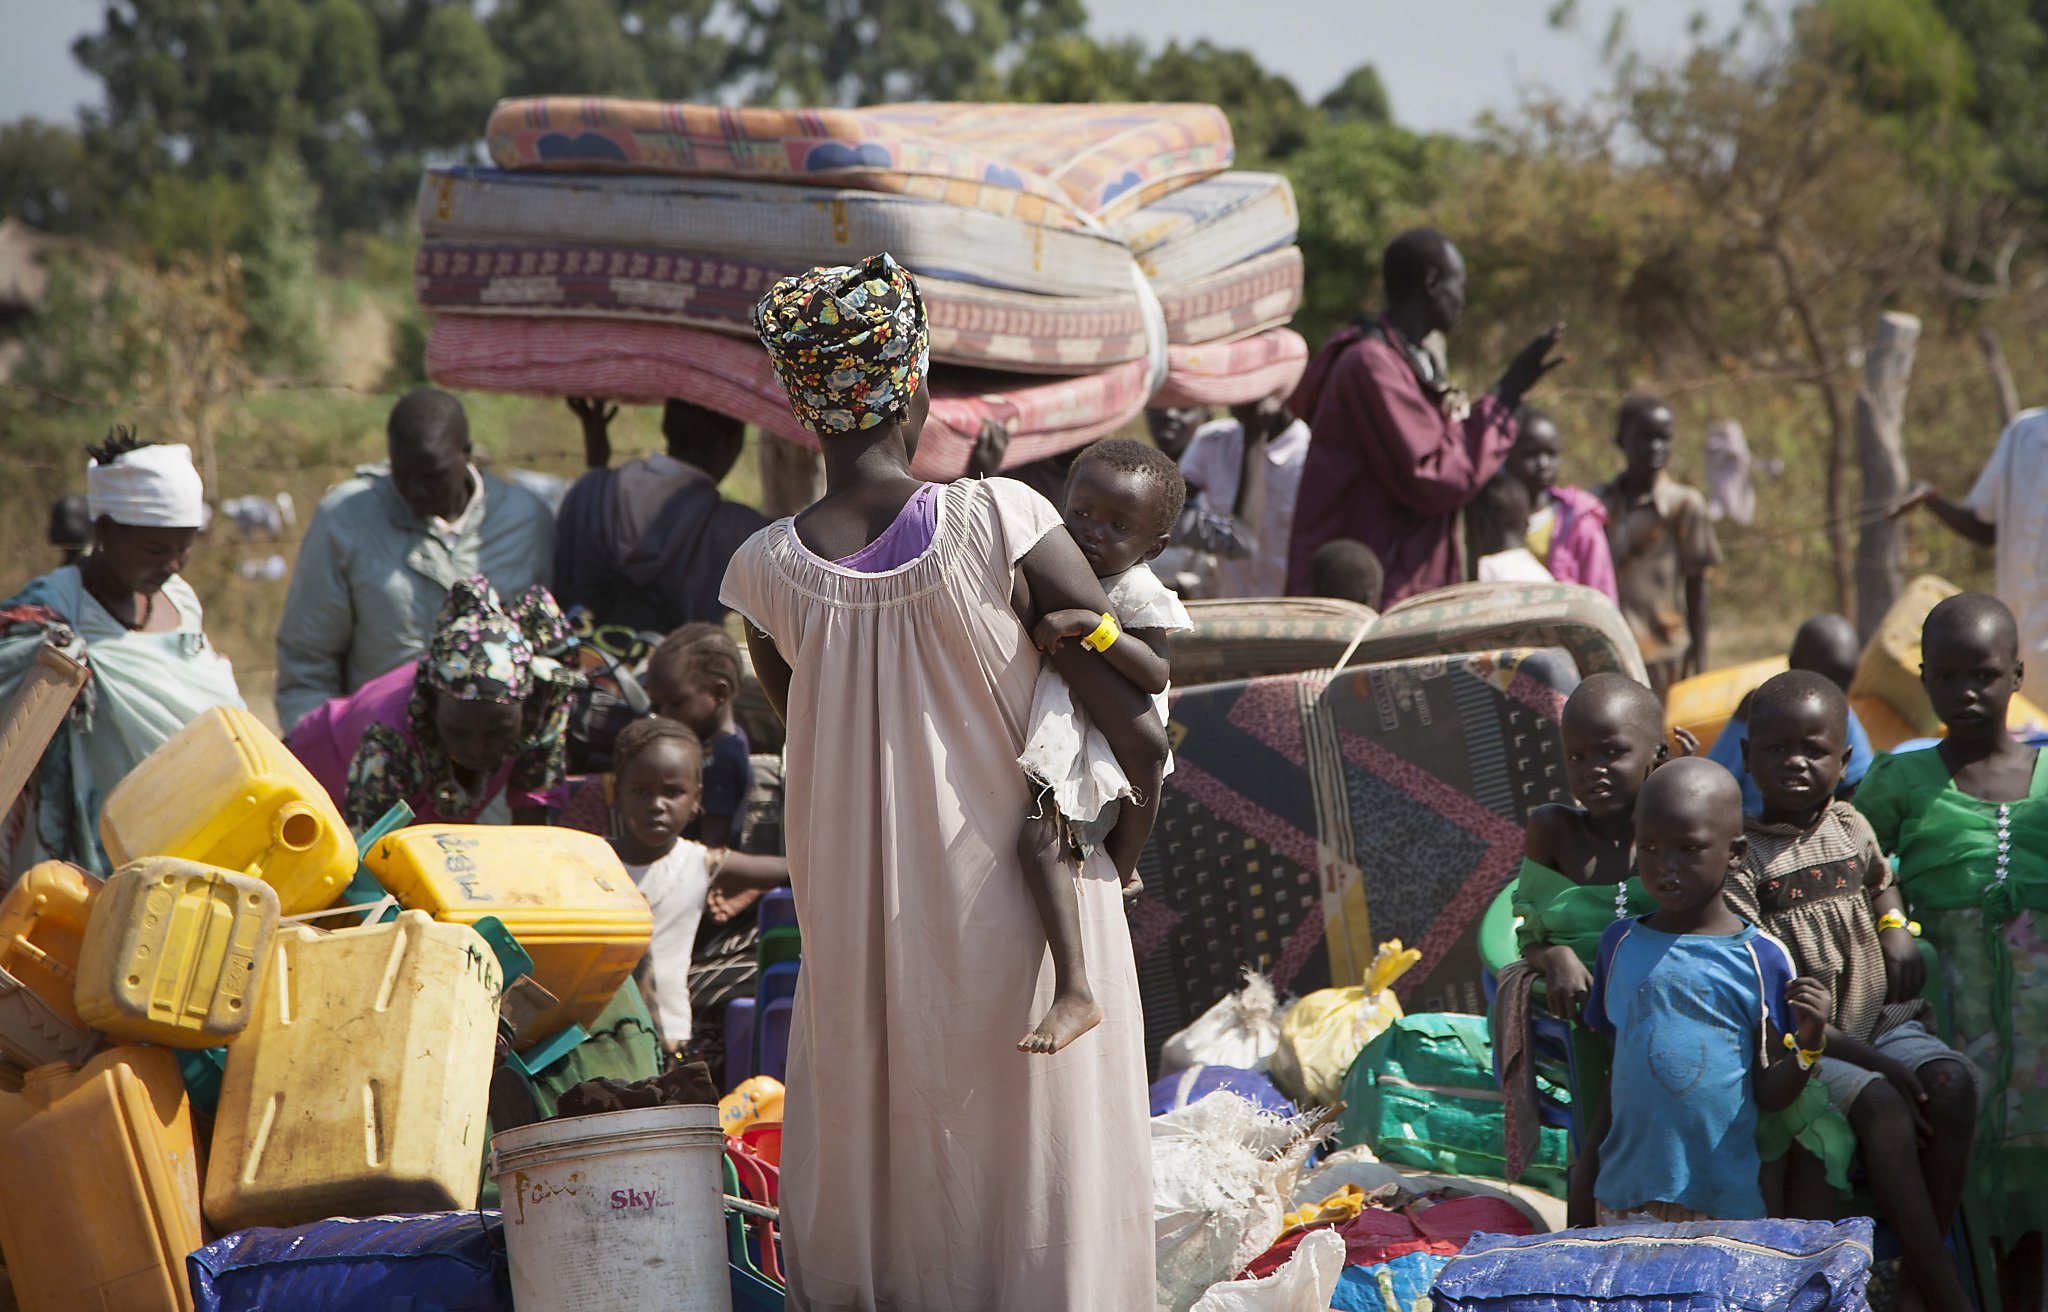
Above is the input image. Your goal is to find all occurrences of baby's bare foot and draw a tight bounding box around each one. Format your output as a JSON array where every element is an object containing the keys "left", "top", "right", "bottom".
[{"left": 1018, "top": 992, "right": 1102, "bottom": 1055}]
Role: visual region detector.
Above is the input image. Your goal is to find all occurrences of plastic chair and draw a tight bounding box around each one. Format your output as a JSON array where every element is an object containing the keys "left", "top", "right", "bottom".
[
  {"left": 757, "top": 961, "right": 800, "bottom": 1010},
  {"left": 724, "top": 1148, "right": 785, "bottom": 1285},
  {"left": 758, "top": 997, "right": 794, "bottom": 1085},
  {"left": 758, "top": 889, "right": 798, "bottom": 936},
  {"left": 758, "top": 926, "right": 802, "bottom": 970},
  {"left": 725, "top": 997, "right": 758, "bottom": 1086}
]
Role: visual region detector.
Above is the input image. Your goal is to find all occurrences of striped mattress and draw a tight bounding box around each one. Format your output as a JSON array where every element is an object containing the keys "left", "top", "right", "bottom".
[
  {"left": 1150, "top": 328, "right": 1307, "bottom": 408},
  {"left": 416, "top": 167, "right": 1138, "bottom": 299},
  {"left": 414, "top": 240, "right": 1151, "bottom": 373},
  {"left": 1109, "top": 171, "right": 1297, "bottom": 285},
  {"left": 1159, "top": 246, "right": 1302, "bottom": 345},
  {"left": 484, "top": 99, "right": 1233, "bottom": 229},
  {"left": 424, "top": 314, "right": 1151, "bottom": 480}
]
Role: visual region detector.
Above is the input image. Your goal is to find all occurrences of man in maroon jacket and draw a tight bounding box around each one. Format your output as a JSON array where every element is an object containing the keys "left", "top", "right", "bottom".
[{"left": 1284, "top": 228, "right": 1565, "bottom": 604}]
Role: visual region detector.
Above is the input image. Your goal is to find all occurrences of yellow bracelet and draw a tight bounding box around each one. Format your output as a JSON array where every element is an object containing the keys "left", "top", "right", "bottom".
[
  {"left": 1080, "top": 612, "right": 1120, "bottom": 652},
  {"left": 1782, "top": 1032, "right": 1827, "bottom": 1070},
  {"left": 1876, "top": 910, "right": 1921, "bottom": 936}
]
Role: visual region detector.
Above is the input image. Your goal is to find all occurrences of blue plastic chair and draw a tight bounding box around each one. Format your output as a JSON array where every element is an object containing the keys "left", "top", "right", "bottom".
[
  {"left": 757, "top": 961, "right": 800, "bottom": 1010},
  {"left": 758, "top": 889, "right": 798, "bottom": 936},
  {"left": 758, "top": 997, "right": 794, "bottom": 1084},
  {"left": 725, "top": 997, "right": 758, "bottom": 1087}
]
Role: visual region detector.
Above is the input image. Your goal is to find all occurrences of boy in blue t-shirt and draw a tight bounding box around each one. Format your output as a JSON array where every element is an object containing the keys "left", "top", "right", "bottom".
[{"left": 1579, "top": 757, "right": 1830, "bottom": 1224}]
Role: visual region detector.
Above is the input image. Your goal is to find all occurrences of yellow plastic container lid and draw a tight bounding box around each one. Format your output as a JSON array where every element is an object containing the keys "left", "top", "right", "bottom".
[
  {"left": 0, "top": 1047, "right": 204, "bottom": 1312},
  {"left": 1664, "top": 655, "right": 1789, "bottom": 755},
  {"left": 0, "top": 861, "right": 100, "bottom": 1030},
  {"left": 205, "top": 910, "right": 501, "bottom": 1234},
  {"left": 98, "top": 705, "right": 354, "bottom": 916},
  {"left": 364, "top": 825, "right": 650, "bottom": 1050},
  {"left": 74, "top": 857, "right": 279, "bottom": 1049}
]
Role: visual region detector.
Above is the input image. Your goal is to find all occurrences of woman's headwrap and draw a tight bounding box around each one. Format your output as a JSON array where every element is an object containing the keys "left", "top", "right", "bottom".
[
  {"left": 86, "top": 443, "right": 206, "bottom": 529},
  {"left": 423, "top": 577, "right": 572, "bottom": 704},
  {"left": 753, "top": 252, "right": 929, "bottom": 435}
]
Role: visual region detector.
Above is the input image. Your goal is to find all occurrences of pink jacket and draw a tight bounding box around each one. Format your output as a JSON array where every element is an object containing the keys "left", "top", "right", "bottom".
[{"left": 1543, "top": 484, "right": 1619, "bottom": 604}]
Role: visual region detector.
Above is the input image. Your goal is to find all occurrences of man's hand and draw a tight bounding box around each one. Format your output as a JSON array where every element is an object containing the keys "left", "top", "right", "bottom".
[
  {"left": 1672, "top": 726, "right": 1701, "bottom": 758},
  {"left": 1497, "top": 321, "right": 1567, "bottom": 405},
  {"left": 967, "top": 418, "right": 1011, "bottom": 480},
  {"left": 1785, "top": 976, "right": 1831, "bottom": 1050},
  {"left": 569, "top": 396, "right": 619, "bottom": 469},
  {"left": 1034, "top": 607, "right": 1107, "bottom": 654},
  {"left": 1882, "top": 926, "right": 1926, "bottom": 1001}
]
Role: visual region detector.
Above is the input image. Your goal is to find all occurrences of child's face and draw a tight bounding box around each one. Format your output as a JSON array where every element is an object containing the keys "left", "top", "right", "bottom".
[
  {"left": 433, "top": 694, "right": 524, "bottom": 773},
  {"left": 645, "top": 663, "right": 729, "bottom": 741},
  {"left": 1561, "top": 697, "right": 1663, "bottom": 822},
  {"left": 1635, "top": 786, "right": 1745, "bottom": 915},
  {"left": 1619, "top": 407, "right": 1675, "bottom": 478},
  {"left": 616, "top": 741, "right": 702, "bottom": 853},
  {"left": 1509, "top": 419, "right": 1561, "bottom": 495},
  {"left": 1744, "top": 696, "right": 1849, "bottom": 816},
  {"left": 1063, "top": 461, "right": 1169, "bottom": 579},
  {"left": 1922, "top": 621, "right": 2021, "bottom": 737}
]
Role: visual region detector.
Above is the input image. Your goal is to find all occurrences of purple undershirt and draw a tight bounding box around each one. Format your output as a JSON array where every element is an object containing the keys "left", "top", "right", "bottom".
[{"left": 834, "top": 483, "right": 940, "bottom": 574}]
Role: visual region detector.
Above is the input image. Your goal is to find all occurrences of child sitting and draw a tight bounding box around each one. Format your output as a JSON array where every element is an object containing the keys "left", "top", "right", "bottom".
[
  {"left": 1730, "top": 670, "right": 1976, "bottom": 1312},
  {"left": 1517, "top": 673, "right": 1669, "bottom": 1021},
  {"left": 1467, "top": 468, "right": 1555, "bottom": 585},
  {"left": 1582, "top": 757, "right": 1829, "bottom": 1223},
  {"left": 608, "top": 716, "right": 789, "bottom": 1059},
  {"left": 1016, "top": 438, "right": 1193, "bottom": 1054},
  {"left": 642, "top": 623, "right": 753, "bottom": 848}
]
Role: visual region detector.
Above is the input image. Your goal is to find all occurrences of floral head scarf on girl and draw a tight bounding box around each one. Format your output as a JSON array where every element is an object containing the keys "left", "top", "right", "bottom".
[{"left": 754, "top": 252, "right": 930, "bottom": 436}]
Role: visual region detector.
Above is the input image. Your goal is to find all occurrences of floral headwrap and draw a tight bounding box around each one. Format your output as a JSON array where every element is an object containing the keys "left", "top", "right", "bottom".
[
  {"left": 423, "top": 577, "right": 573, "bottom": 704},
  {"left": 753, "top": 252, "right": 930, "bottom": 435}
]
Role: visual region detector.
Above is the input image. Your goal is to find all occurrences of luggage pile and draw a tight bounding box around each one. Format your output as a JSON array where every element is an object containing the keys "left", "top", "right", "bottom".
[
  {"left": 0, "top": 707, "right": 761, "bottom": 1311},
  {"left": 415, "top": 98, "right": 1310, "bottom": 476}
]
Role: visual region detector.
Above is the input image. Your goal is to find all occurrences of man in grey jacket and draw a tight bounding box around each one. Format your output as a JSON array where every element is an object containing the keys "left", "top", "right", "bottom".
[{"left": 274, "top": 388, "right": 554, "bottom": 734}]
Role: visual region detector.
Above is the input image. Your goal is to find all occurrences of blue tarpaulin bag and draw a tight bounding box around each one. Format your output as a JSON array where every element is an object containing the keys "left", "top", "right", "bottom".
[
  {"left": 1428, "top": 1218, "right": 1874, "bottom": 1312},
  {"left": 1332, "top": 1250, "right": 1453, "bottom": 1311},
  {"left": 1148, "top": 1063, "right": 1297, "bottom": 1117},
  {"left": 187, "top": 1212, "right": 510, "bottom": 1312}
]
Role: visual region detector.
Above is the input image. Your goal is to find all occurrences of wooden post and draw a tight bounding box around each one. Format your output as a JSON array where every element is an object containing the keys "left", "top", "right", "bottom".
[
  {"left": 1978, "top": 327, "right": 2019, "bottom": 429},
  {"left": 1854, "top": 311, "right": 1922, "bottom": 642},
  {"left": 757, "top": 429, "right": 823, "bottom": 520}
]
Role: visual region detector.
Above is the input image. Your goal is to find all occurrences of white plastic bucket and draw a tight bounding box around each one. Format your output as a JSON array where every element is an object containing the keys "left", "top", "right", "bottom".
[{"left": 491, "top": 1104, "right": 733, "bottom": 1312}]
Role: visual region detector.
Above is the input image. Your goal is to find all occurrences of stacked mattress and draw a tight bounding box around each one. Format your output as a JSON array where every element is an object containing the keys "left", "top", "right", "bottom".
[{"left": 419, "top": 98, "right": 1311, "bottom": 477}]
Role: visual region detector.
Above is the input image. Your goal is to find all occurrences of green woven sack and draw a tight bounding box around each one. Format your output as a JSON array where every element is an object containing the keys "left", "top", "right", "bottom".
[
  {"left": 475, "top": 980, "right": 665, "bottom": 1207},
  {"left": 1335, "top": 1012, "right": 1570, "bottom": 1196}
]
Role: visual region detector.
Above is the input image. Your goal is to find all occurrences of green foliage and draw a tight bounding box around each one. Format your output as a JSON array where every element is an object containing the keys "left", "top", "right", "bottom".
[
  {"left": 0, "top": 120, "right": 104, "bottom": 233},
  {"left": 727, "top": 0, "right": 1085, "bottom": 104},
  {"left": 1321, "top": 64, "right": 1393, "bottom": 126},
  {"left": 239, "top": 154, "right": 323, "bottom": 377}
]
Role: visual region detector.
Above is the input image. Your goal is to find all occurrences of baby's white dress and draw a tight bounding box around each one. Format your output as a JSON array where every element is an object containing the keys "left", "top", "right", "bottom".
[{"left": 1017, "top": 561, "right": 1194, "bottom": 850}]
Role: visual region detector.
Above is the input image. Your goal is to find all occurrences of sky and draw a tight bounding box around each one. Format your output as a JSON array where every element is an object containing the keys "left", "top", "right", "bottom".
[{"left": 0, "top": 0, "right": 1778, "bottom": 137}]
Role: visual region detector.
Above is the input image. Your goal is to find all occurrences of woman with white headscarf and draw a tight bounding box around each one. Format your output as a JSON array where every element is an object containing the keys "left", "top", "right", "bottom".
[{"left": 0, "top": 427, "right": 244, "bottom": 880}]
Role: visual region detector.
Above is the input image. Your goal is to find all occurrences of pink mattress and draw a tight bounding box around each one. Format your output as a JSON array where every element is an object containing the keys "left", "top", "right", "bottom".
[
  {"left": 1158, "top": 246, "right": 1303, "bottom": 345},
  {"left": 414, "top": 240, "right": 1149, "bottom": 373},
  {"left": 424, "top": 314, "right": 1150, "bottom": 480},
  {"left": 484, "top": 99, "right": 1233, "bottom": 230},
  {"left": 1152, "top": 329, "right": 1309, "bottom": 409}
]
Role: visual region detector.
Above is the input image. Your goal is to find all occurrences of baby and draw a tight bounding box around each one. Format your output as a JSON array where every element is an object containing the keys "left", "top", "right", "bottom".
[
  {"left": 1582, "top": 758, "right": 1829, "bottom": 1223},
  {"left": 1016, "top": 438, "right": 1192, "bottom": 1054},
  {"left": 1518, "top": 673, "right": 1670, "bottom": 1020}
]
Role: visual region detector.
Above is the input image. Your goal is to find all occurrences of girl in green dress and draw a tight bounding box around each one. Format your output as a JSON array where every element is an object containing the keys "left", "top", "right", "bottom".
[
  {"left": 1517, "top": 672, "right": 1664, "bottom": 1019},
  {"left": 1855, "top": 592, "right": 2048, "bottom": 1308}
]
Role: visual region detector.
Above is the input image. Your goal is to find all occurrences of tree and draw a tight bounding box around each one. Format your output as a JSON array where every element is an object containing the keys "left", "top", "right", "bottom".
[
  {"left": 0, "top": 120, "right": 105, "bottom": 233},
  {"left": 726, "top": 0, "right": 1085, "bottom": 105},
  {"left": 1321, "top": 64, "right": 1392, "bottom": 126}
]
